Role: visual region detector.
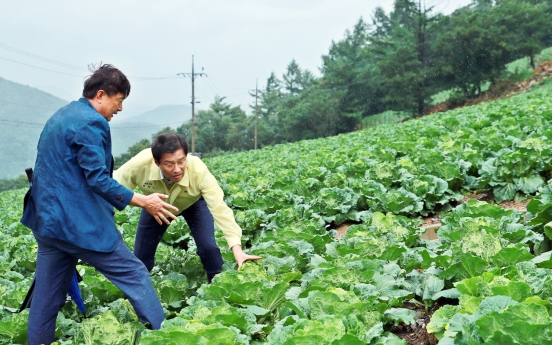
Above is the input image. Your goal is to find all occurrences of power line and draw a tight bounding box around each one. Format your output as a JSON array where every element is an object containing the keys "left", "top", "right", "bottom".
[
  {"left": 0, "top": 39, "right": 243, "bottom": 107},
  {"left": 191, "top": 83, "right": 211, "bottom": 100},
  {"left": 0, "top": 99, "right": 60, "bottom": 110},
  {"left": 0, "top": 53, "right": 192, "bottom": 81},
  {"left": 204, "top": 75, "right": 225, "bottom": 95},
  {"left": 111, "top": 122, "right": 185, "bottom": 130},
  {"left": 0, "top": 22, "right": 94, "bottom": 53},
  {"left": 205, "top": 75, "right": 243, "bottom": 93},
  {"left": 199, "top": 77, "right": 221, "bottom": 96},
  {"left": 0, "top": 117, "right": 187, "bottom": 130},
  {"left": 0, "top": 42, "right": 247, "bottom": 115},
  {"left": 0, "top": 21, "right": 172, "bottom": 60},
  {"left": 0, "top": 42, "right": 87, "bottom": 71},
  {"left": 0, "top": 100, "right": 189, "bottom": 118},
  {"left": 0, "top": 55, "right": 85, "bottom": 77},
  {"left": 0, "top": 119, "right": 44, "bottom": 127},
  {"left": 0, "top": 43, "right": 183, "bottom": 81},
  {"left": 224, "top": 117, "right": 257, "bottom": 138},
  {"left": 130, "top": 75, "right": 181, "bottom": 81},
  {"left": 224, "top": 91, "right": 251, "bottom": 98},
  {"left": 116, "top": 104, "right": 190, "bottom": 116}
]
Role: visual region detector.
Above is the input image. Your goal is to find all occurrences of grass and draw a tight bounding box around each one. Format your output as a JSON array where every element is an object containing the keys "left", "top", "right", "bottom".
[{"left": 506, "top": 46, "right": 552, "bottom": 81}]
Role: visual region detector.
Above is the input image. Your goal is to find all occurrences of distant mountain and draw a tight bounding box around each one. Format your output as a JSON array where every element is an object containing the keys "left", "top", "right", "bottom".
[
  {"left": 113, "top": 104, "right": 192, "bottom": 125},
  {"left": 0, "top": 77, "right": 192, "bottom": 178},
  {"left": 0, "top": 77, "right": 67, "bottom": 179},
  {"left": 110, "top": 104, "right": 192, "bottom": 155}
]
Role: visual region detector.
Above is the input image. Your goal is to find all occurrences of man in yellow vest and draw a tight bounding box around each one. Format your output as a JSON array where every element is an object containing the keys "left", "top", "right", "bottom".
[{"left": 115, "top": 132, "right": 260, "bottom": 282}]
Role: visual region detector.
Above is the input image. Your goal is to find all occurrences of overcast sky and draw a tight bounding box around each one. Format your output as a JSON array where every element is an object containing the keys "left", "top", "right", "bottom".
[{"left": 0, "top": 0, "right": 472, "bottom": 121}]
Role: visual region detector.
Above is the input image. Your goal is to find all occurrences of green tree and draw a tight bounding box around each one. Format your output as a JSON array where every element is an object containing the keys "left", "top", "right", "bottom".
[
  {"left": 369, "top": 0, "right": 438, "bottom": 115},
  {"left": 0, "top": 174, "right": 28, "bottom": 193},
  {"left": 496, "top": 0, "right": 552, "bottom": 68},
  {"left": 249, "top": 73, "right": 282, "bottom": 147},
  {"left": 259, "top": 72, "right": 283, "bottom": 144},
  {"left": 276, "top": 85, "right": 343, "bottom": 142},
  {"left": 371, "top": 6, "right": 392, "bottom": 38},
  {"left": 177, "top": 97, "right": 250, "bottom": 154},
  {"left": 258, "top": 72, "right": 282, "bottom": 121},
  {"left": 432, "top": 3, "right": 512, "bottom": 98},
  {"left": 320, "top": 18, "right": 382, "bottom": 122},
  {"left": 114, "top": 138, "right": 152, "bottom": 169},
  {"left": 279, "top": 55, "right": 364, "bottom": 139},
  {"left": 225, "top": 103, "right": 252, "bottom": 151},
  {"left": 178, "top": 109, "right": 228, "bottom": 154},
  {"left": 282, "top": 60, "right": 304, "bottom": 95}
]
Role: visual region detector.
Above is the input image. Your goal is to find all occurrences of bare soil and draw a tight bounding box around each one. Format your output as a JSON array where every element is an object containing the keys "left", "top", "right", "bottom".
[
  {"left": 499, "top": 198, "right": 531, "bottom": 213},
  {"left": 336, "top": 194, "right": 530, "bottom": 238},
  {"left": 331, "top": 195, "right": 530, "bottom": 344},
  {"left": 385, "top": 300, "right": 450, "bottom": 345},
  {"left": 334, "top": 223, "right": 350, "bottom": 239},
  {"left": 420, "top": 193, "right": 530, "bottom": 228}
]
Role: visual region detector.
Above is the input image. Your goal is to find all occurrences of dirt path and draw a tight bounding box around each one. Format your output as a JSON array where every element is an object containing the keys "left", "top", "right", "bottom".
[{"left": 334, "top": 195, "right": 531, "bottom": 240}]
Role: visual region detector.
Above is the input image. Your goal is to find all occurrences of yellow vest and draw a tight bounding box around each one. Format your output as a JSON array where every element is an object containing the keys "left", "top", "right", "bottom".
[{"left": 114, "top": 148, "right": 241, "bottom": 248}]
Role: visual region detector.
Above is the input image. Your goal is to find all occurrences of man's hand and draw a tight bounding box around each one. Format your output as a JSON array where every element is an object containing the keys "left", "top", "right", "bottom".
[
  {"left": 231, "top": 244, "right": 261, "bottom": 269},
  {"left": 130, "top": 193, "right": 178, "bottom": 225}
]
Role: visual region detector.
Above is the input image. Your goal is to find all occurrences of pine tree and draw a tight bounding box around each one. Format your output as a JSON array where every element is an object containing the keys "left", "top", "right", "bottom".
[
  {"left": 369, "top": 0, "right": 437, "bottom": 115},
  {"left": 282, "top": 60, "right": 304, "bottom": 95}
]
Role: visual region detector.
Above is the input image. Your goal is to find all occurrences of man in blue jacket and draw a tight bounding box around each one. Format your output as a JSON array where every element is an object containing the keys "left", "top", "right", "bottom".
[{"left": 21, "top": 64, "right": 178, "bottom": 345}]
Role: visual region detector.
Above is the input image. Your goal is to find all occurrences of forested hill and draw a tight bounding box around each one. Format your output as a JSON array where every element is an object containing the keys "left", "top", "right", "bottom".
[
  {"left": 0, "top": 77, "right": 67, "bottom": 179},
  {"left": 0, "top": 77, "right": 192, "bottom": 179}
]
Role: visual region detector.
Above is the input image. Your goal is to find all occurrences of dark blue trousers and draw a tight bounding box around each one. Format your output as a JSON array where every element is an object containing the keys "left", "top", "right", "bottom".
[
  {"left": 134, "top": 197, "right": 223, "bottom": 282},
  {"left": 28, "top": 231, "right": 164, "bottom": 345}
]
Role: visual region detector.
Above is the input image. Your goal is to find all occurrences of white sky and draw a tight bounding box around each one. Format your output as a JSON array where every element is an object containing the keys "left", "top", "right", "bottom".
[{"left": 0, "top": 0, "right": 472, "bottom": 120}]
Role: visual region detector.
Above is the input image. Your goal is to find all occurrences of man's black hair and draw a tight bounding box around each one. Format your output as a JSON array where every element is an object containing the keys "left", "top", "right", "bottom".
[
  {"left": 82, "top": 64, "right": 131, "bottom": 99},
  {"left": 152, "top": 133, "right": 189, "bottom": 162}
]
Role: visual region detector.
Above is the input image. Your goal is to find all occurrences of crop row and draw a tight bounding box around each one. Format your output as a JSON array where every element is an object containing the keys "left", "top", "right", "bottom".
[{"left": 2, "top": 83, "right": 552, "bottom": 343}]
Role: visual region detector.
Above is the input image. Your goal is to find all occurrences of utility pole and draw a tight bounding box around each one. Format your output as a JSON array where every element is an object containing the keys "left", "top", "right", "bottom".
[
  {"left": 255, "top": 78, "right": 258, "bottom": 150},
  {"left": 177, "top": 55, "right": 206, "bottom": 155}
]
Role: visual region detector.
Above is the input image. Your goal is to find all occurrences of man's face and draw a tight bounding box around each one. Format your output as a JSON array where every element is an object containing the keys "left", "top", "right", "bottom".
[
  {"left": 155, "top": 148, "right": 187, "bottom": 182},
  {"left": 97, "top": 92, "right": 125, "bottom": 122}
]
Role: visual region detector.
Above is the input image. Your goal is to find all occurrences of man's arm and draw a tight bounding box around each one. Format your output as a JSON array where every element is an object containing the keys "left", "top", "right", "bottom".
[
  {"left": 199, "top": 165, "right": 261, "bottom": 268},
  {"left": 129, "top": 192, "right": 178, "bottom": 224},
  {"left": 200, "top": 168, "right": 243, "bottom": 247},
  {"left": 231, "top": 244, "right": 261, "bottom": 269},
  {"left": 75, "top": 120, "right": 177, "bottom": 222}
]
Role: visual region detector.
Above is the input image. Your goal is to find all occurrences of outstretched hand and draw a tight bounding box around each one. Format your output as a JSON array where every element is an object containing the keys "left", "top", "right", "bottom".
[
  {"left": 130, "top": 192, "right": 178, "bottom": 225},
  {"left": 232, "top": 245, "right": 262, "bottom": 269}
]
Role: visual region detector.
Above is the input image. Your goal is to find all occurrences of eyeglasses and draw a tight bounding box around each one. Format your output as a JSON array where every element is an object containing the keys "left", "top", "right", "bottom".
[{"left": 162, "top": 159, "right": 187, "bottom": 169}]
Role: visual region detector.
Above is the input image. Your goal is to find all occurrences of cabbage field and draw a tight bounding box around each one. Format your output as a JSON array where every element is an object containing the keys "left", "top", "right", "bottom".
[{"left": 3, "top": 82, "right": 552, "bottom": 344}]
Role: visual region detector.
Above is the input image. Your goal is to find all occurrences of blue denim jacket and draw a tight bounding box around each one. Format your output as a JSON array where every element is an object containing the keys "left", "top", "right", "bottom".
[{"left": 21, "top": 98, "right": 134, "bottom": 252}]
